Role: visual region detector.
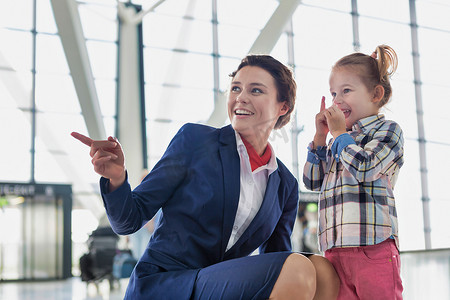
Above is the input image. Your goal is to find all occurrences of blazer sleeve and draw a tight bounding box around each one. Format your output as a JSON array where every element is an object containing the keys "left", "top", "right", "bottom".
[
  {"left": 259, "top": 179, "right": 299, "bottom": 253},
  {"left": 100, "top": 124, "right": 193, "bottom": 235}
]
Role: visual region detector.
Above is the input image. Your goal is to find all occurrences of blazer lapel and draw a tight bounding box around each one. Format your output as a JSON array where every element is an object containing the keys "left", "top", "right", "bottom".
[
  {"left": 218, "top": 125, "right": 240, "bottom": 256},
  {"left": 225, "top": 169, "right": 282, "bottom": 257}
]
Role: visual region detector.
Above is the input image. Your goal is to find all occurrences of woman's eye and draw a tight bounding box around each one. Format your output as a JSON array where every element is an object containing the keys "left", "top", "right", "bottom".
[
  {"left": 231, "top": 86, "right": 241, "bottom": 92},
  {"left": 252, "top": 88, "right": 263, "bottom": 94}
]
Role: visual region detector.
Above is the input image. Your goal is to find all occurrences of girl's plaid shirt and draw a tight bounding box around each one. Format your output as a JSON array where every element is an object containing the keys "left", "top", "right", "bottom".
[{"left": 303, "top": 114, "right": 404, "bottom": 252}]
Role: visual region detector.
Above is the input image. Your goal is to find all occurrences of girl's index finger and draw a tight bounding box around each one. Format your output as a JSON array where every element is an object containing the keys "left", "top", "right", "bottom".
[
  {"left": 71, "top": 131, "right": 93, "bottom": 147},
  {"left": 320, "top": 96, "right": 326, "bottom": 112}
]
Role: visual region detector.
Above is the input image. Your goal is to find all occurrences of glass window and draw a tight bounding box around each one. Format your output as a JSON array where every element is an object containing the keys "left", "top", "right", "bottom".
[
  {"left": 36, "top": 0, "right": 58, "bottom": 34},
  {"left": 427, "top": 142, "right": 450, "bottom": 249},
  {"left": 293, "top": 6, "right": 353, "bottom": 71},
  {"left": 301, "top": 0, "right": 351, "bottom": 12},
  {"left": 35, "top": 73, "right": 81, "bottom": 113},
  {"left": 358, "top": 0, "right": 410, "bottom": 23},
  {"left": 36, "top": 33, "right": 70, "bottom": 75},
  {"left": 35, "top": 133, "right": 70, "bottom": 183},
  {"left": 217, "top": 0, "right": 278, "bottom": 28},
  {"left": 421, "top": 85, "right": 450, "bottom": 144},
  {"left": 143, "top": 14, "right": 212, "bottom": 54},
  {"left": 0, "top": 0, "right": 33, "bottom": 30},
  {"left": 383, "top": 81, "right": 418, "bottom": 141},
  {"left": 0, "top": 29, "right": 33, "bottom": 73},
  {"left": 145, "top": 84, "right": 214, "bottom": 124},
  {"left": 79, "top": 2, "right": 118, "bottom": 42},
  {"left": 417, "top": 28, "right": 450, "bottom": 86},
  {"left": 416, "top": 0, "right": 450, "bottom": 31},
  {"left": 86, "top": 40, "right": 117, "bottom": 80},
  {"left": 144, "top": 48, "right": 213, "bottom": 89},
  {"left": 3, "top": 0, "right": 450, "bottom": 253},
  {"left": 0, "top": 68, "right": 33, "bottom": 110},
  {"left": 358, "top": 18, "right": 412, "bottom": 78},
  {"left": 218, "top": 24, "right": 260, "bottom": 58},
  {"left": 95, "top": 79, "right": 117, "bottom": 117},
  {"left": 0, "top": 109, "right": 31, "bottom": 182},
  {"left": 136, "top": 0, "right": 211, "bottom": 21},
  {"left": 395, "top": 139, "right": 424, "bottom": 250},
  {"left": 219, "top": 56, "right": 244, "bottom": 92}
]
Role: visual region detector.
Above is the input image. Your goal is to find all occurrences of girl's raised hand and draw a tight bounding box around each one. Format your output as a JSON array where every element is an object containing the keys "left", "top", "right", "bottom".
[
  {"left": 313, "top": 96, "right": 329, "bottom": 147},
  {"left": 71, "top": 132, "right": 126, "bottom": 189},
  {"left": 324, "top": 105, "right": 346, "bottom": 138}
]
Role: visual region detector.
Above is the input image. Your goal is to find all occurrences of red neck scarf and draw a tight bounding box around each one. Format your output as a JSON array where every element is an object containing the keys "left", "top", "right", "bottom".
[{"left": 241, "top": 137, "right": 272, "bottom": 172}]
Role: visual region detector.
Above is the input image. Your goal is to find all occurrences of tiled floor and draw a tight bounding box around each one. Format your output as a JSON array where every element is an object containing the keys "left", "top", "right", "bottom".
[
  {"left": 1, "top": 250, "right": 450, "bottom": 300},
  {"left": 0, "top": 277, "right": 129, "bottom": 300}
]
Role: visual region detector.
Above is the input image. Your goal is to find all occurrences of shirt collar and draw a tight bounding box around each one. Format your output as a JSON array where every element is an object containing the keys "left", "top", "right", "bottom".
[
  {"left": 351, "top": 114, "right": 385, "bottom": 134},
  {"left": 235, "top": 132, "right": 278, "bottom": 174}
]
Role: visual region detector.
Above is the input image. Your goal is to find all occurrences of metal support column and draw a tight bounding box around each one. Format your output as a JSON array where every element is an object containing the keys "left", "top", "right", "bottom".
[
  {"left": 116, "top": 3, "right": 147, "bottom": 188},
  {"left": 409, "top": 0, "right": 432, "bottom": 249},
  {"left": 351, "top": 0, "right": 360, "bottom": 52}
]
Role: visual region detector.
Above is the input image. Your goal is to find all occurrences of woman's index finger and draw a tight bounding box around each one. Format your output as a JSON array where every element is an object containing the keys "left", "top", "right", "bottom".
[{"left": 71, "top": 132, "right": 93, "bottom": 147}]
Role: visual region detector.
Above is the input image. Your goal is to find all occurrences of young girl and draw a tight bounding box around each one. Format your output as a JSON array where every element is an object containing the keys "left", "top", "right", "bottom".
[{"left": 303, "top": 45, "right": 404, "bottom": 299}]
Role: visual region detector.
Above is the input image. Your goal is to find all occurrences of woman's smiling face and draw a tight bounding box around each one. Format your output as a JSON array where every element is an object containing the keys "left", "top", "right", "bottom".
[{"left": 227, "top": 66, "right": 288, "bottom": 142}]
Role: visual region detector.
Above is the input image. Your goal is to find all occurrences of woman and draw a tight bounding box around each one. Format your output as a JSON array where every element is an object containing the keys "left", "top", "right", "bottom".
[{"left": 72, "top": 55, "right": 339, "bottom": 300}]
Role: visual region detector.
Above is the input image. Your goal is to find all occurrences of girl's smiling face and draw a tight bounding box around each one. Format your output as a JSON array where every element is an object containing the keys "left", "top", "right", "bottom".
[
  {"left": 228, "top": 66, "right": 288, "bottom": 143},
  {"left": 329, "top": 67, "right": 381, "bottom": 129}
]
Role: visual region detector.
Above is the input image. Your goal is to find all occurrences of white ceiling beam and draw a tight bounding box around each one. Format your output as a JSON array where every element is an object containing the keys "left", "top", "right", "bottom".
[
  {"left": 50, "top": 0, "right": 106, "bottom": 140},
  {"left": 249, "top": 0, "right": 302, "bottom": 54}
]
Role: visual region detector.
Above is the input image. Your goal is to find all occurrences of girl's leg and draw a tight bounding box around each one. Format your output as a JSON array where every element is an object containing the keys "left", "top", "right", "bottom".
[{"left": 308, "top": 254, "right": 340, "bottom": 300}]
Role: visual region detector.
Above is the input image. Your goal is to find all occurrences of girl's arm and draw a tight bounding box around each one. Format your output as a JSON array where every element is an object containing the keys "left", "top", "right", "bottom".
[
  {"left": 303, "top": 96, "right": 329, "bottom": 191},
  {"left": 302, "top": 142, "right": 327, "bottom": 191},
  {"left": 334, "top": 121, "right": 404, "bottom": 183}
]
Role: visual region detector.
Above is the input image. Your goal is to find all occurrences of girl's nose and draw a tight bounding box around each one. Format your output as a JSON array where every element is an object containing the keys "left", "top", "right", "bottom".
[{"left": 333, "top": 95, "right": 342, "bottom": 105}]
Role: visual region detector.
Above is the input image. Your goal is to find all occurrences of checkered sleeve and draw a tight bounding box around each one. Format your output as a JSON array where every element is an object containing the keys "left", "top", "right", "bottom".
[
  {"left": 338, "top": 121, "right": 404, "bottom": 183},
  {"left": 303, "top": 142, "right": 327, "bottom": 191}
]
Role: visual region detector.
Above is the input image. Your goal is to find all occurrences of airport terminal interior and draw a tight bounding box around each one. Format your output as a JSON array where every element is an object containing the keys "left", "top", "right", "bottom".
[{"left": 1, "top": 0, "right": 450, "bottom": 299}]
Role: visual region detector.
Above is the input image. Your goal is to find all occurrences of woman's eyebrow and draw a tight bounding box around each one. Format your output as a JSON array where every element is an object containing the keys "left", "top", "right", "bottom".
[{"left": 231, "top": 81, "right": 267, "bottom": 88}]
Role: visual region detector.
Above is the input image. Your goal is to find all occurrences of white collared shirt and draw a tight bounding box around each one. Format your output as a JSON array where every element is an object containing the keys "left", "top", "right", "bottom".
[{"left": 226, "top": 132, "right": 278, "bottom": 251}]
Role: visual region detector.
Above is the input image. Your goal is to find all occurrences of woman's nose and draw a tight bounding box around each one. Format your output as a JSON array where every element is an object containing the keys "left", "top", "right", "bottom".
[{"left": 236, "top": 93, "right": 247, "bottom": 103}]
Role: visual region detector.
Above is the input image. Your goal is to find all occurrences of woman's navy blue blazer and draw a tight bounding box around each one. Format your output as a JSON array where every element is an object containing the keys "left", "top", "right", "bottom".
[{"left": 99, "top": 123, "right": 299, "bottom": 299}]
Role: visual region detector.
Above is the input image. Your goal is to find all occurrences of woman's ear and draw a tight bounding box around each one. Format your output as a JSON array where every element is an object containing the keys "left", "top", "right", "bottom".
[
  {"left": 372, "top": 85, "right": 385, "bottom": 104},
  {"left": 279, "top": 102, "right": 289, "bottom": 116}
]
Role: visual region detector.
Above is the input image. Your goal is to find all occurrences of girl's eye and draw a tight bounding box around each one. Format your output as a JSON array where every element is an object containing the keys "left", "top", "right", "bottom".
[
  {"left": 343, "top": 88, "right": 351, "bottom": 94},
  {"left": 331, "top": 92, "right": 336, "bottom": 98}
]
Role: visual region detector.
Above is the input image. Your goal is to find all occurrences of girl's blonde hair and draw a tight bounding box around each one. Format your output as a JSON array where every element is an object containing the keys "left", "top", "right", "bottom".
[{"left": 332, "top": 44, "right": 398, "bottom": 107}]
